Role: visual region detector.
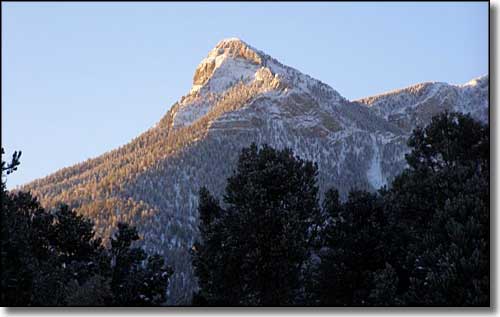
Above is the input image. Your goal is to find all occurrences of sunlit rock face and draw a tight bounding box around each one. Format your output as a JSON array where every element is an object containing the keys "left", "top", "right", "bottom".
[
  {"left": 23, "top": 37, "right": 489, "bottom": 304},
  {"left": 214, "top": 37, "right": 263, "bottom": 65},
  {"left": 191, "top": 38, "right": 262, "bottom": 92}
]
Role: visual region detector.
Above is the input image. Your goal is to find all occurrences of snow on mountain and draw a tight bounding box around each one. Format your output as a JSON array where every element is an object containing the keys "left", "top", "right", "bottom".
[
  {"left": 172, "top": 38, "right": 345, "bottom": 129},
  {"left": 356, "top": 75, "right": 488, "bottom": 131},
  {"left": 22, "top": 38, "right": 489, "bottom": 304}
]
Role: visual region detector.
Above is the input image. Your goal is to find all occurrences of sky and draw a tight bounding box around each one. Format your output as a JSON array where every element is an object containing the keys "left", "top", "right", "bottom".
[{"left": 2, "top": 2, "right": 488, "bottom": 188}]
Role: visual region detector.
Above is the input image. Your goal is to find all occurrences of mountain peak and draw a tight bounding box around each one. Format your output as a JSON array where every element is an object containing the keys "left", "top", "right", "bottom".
[
  {"left": 213, "top": 37, "right": 260, "bottom": 60},
  {"left": 215, "top": 37, "right": 246, "bottom": 46},
  {"left": 172, "top": 39, "right": 346, "bottom": 129},
  {"left": 191, "top": 38, "right": 264, "bottom": 93}
]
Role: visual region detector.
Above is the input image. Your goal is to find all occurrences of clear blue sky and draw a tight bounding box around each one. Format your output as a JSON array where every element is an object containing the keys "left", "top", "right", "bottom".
[{"left": 2, "top": 2, "right": 488, "bottom": 188}]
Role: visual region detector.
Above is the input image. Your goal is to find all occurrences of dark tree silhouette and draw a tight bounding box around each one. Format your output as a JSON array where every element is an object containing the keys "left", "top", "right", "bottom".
[
  {"left": 192, "top": 144, "right": 321, "bottom": 305},
  {"left": 0, "top": 149, "right": 173, "bottom": 306}
]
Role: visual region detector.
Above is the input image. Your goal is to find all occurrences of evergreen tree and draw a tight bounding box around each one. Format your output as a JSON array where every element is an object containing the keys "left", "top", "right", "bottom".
[
  {"left": 191, "top": 187, "right": 229, "bottom": 305},
  {"left": 110, "top": 223, "right": 173, "bottom": 306},
  {"left": 1, "top": 149, "right": 173, "bottom": 306},
  {"left": 1, "top": 189, "right": 52, "bottom": 305},
  {"left": 387, "top": 112, "right": 489, "bottom": 305},
  {"left": 313, "top": 190, "right": 388, "bottom": 306},
  {"left": 313, "top": 112, "right": 489, "bottom": 306},
  {"left": 192, "top": 143, "right": 321, "bottom": 305}
]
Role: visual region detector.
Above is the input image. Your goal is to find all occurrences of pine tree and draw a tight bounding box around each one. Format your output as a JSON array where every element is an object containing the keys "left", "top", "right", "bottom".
[
  {"left": 313, "top": 190, "right": 388, "bottom": 306},
  {"left": 1, "top": 149, "right": 173, "bottom": 306},
  {"left": 390, "top": 112, "right": 490, "bottom": 306},
  {"left": 192, "top": 143, "right": 321, "bottom": 305},
  {"left": 110, "top": 223, "right": 172, "bottom": 306},
  {"left": 191, "top": 187, "right": 230, "bottom": 305},
  {"left": 313, "top": 112, "right": 489, "bottom": 306}
]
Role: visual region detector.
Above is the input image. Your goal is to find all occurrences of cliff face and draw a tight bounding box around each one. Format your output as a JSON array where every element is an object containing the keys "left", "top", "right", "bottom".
[{"left": 22, "top": 38, "right": 489, "bottom": 304}]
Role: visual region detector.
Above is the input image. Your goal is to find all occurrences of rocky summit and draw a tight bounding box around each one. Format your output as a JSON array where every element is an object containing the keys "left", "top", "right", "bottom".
[{"left": 22, "top": 38, "right": 489, "bottom": 304}]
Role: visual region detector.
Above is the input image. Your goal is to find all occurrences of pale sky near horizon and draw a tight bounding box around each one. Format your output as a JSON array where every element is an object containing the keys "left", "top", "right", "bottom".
[{"left": 2, "top": 2, "right": 488, "bottom": 188}]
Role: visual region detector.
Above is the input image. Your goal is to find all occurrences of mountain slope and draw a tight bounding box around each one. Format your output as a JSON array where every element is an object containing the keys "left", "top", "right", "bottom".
[{"left": 21, "top": 38, "right": 489, "bottom": 304}]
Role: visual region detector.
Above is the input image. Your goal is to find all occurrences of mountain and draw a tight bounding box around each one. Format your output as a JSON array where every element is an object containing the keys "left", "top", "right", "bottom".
[{"left": 21, "top": 38, "right": 489, "bottom": 304}]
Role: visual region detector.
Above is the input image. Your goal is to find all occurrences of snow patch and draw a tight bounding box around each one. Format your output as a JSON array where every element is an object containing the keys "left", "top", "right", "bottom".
[{"left": 367, "top": 135, "right": 386, "bottom": 190}]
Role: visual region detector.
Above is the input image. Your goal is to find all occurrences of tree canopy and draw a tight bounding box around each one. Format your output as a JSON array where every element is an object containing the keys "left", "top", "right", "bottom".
[
  {"left": 192, "top": 144, "right": 322, "bottom": 305},
  {"left": 0, "top": 150, "right": 173, "bottom": 306}
]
